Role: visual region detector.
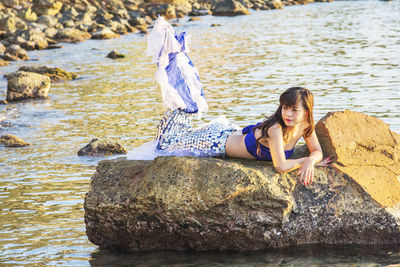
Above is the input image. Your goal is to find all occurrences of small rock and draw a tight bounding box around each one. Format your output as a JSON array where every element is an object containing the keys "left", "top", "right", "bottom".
[
  {"left": 189, "top": 8, "right": 212, "bottom": 16},
  {"left": 18, "top": 66, "right": 78, "bottom": 82},
  {"left": 0, "top": 43, "right": 6, "bottom": 56},
  {"left": 18, "top": 8, "right": 38, "bottom": 22},
  {"left": 77, "top": 138, "right": 127, "bottom": 156},
  {"left": 188, "top": 17, "right": 202, "bottom": 21},
  {"left": 0, "top": 59, "right": 9, "bottom": 66},
  {"left": 135, "top": 24, "right": 148, "bottom": 34},
  {"left": 0, "top": 100, "right": 8, "bottom": 104},
  {"left": 106, "top": 50, "right": 125, "bottom": 59},
  {"left": 37, "top": 15, "right": 58, "bottom": 28},
  {"left": 91, "top": 28, "right": 120, "bottom": 39},
  {"left": 46, "top": 44, "right": 63, "bottom": 49},
  {"left": 3, "top": 44, "right": 29, "bottom": 61},
  {"left": 0, "top": 134, "right": 30, "bottom": 147},
  {"left": 6, "top": 71, "right": 51, "bottom": 102},
  {"left": 211, "top": 23, "right": 222, "bottom": 27}
]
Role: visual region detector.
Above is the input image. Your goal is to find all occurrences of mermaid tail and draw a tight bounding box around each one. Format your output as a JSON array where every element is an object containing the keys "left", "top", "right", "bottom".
[{"left": 146, "top": 16, "right": 208, "bottom": 115}]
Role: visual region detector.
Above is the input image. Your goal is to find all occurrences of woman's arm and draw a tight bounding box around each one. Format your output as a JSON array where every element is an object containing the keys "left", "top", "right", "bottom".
[
  {"left": 296, "top": 130, "right": 323, "bottom": 185},
  {"left": 268, "top": 125, "right": 308, "bottom": 173},
  {"left": 268, "top": 126, "right": 324, "bottom": 185}
]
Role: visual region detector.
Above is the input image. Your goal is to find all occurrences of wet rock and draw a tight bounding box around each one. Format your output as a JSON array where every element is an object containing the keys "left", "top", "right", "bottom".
[
  {"left": 2, "top": 44, "right": 29, "bottom": 61},
  {"left": 84, "top": 111, "right": 400, "bottom": 252},
  {"left": 32, "top": 0, "right": 63, "bottom": 16},
  {"left": 188, "top": 16, "right": 202, "bottom": 21},
  {"left": 189, "top": 8, "right": 212, "bottom": 16},
  {"left": 211, "top": 23, "right": 222, "bottom": 27},
  {"left": 78, "top": 138, "right": 127, "bottom": 156},
  {"left": 18, "top": 66, "right": 78, "bottom": 82},
  {"left": 0, "top": 134, "right": 30, "bottom": 147},
  {"left": 106, "top": 50, "right": 125, "bottom": 59},
  {"left": 91, "top": 28, "right": 120, "bottom": 39},
  {"left": 6, "top": 71, "right": 51, "bottom": 101},
  {"left": 212, "top": 0, "right": 251, "bottom": 16},
  {"left": 55, "top": 28, "right": 91, "bottom": 43},
  {"left": 0, "top": 59, "right": 9, "bottom": 66},
  {"left": 315, "top": 110, "right": 400, "bottom": 209},
  {"left": 134, "top": 24, "right": 148, "bottom": 34}
]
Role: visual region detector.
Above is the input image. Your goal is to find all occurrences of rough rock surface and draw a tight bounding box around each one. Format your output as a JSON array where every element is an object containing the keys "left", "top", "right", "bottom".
[
  {"left": 0, "top": 134, "right": 30, "bottom": 147},
  {"left": 18, "top": 65, "right": 78, "bottom": 82},
  {"left": 315, "top": 110, "right": 400, "bottom": 209},
  {"left": 106, "top": 50, "right": 125, "bottom": 59},
  {"left": 84, "top": 112, "right": 400, "bottom": 252},
  {"left": 6, "top": 71, "right": 51, "bottom": 101},
  {"left": 78, "top": 138, "right": 127, "bottom": 156},
  {"left": 211, "top": 0, "right": 251, "bottom": 16}
]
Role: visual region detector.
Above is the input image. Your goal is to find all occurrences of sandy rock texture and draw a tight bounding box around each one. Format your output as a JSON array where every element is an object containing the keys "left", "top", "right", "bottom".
[
  {"left": 84, "top": 111, "right": 400, "bottom": 252},
  {"left": 6, "top": 70, "right": 50, "bottom": 101}
]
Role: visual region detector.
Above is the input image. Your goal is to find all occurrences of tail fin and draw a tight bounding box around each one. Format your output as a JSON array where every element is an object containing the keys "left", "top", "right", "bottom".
[{"left": 146, "top": 16, "right": 208, "bottom": 115}]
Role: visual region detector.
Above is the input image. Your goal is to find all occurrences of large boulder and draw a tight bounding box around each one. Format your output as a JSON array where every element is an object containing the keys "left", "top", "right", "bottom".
[
  {"left": 211, "top": 0, "right": 250, "bottom": 16},
  {"left": 84, "top": 112, "right": 400, "bottom": 252},
  {"left": 6, "top": 71, "right": 51, "bottom": 102},
  {"left": 315, "top": 110, "right": 400, "bottom": 209}
]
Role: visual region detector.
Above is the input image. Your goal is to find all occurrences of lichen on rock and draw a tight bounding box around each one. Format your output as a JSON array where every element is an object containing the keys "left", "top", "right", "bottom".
[{"left": 78, "top": 138, "right": 127, "bottom": 156}]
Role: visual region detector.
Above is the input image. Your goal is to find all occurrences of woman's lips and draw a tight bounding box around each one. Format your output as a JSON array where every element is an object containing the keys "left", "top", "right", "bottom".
[{"left": 285, "top": 119, "right": 292, "bottom": 122}]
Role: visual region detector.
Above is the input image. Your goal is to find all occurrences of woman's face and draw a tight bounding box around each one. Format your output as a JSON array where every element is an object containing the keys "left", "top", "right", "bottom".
[{"left": 281, "top": 101, "right": 307, "bottom": 127}]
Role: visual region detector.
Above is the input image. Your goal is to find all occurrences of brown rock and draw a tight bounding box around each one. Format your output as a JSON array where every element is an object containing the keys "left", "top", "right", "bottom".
[
  {"left": 84, "top": 151, "right": 400, "bottom": 252},
  {"left": 0, "top": 59, "right": 9, "bottom": 66},
  {"left": 0, "top": 43, "right": 6, "bottom": 56},
  {"left": 0, "top": 134, "right": 30, "bottom": 147},
  {"left": 6, "top": 71, "right": 51, "bottom": 102},
  {"left": 106, "top": 50, "right": 125, "bottom": 59},
  {"left": 55, "top": 28, "right": 91, "bottom": 43},
  {"left": 18, "top": 66, "right": 78, "bottom": 82},
  {"left": 78, "top": 138, "right": 127, "bottom": 156},
  {"left": 32, "top": 0, "right": 63, "bottom": 16},
  {"left": 91, "top": 28, "right": 120, "bottom": 39},
  {"left": 188, "top": 16, "right": 202, "bottom": 21},
  {"left": 3, "top": 44, "right": 29, "bottom": 60},
  {"left": 315, "top": 110, "right": 400, "bottom": 209},
  {"left": 211, "top": 0, "right": 251, "bottom": 16}
]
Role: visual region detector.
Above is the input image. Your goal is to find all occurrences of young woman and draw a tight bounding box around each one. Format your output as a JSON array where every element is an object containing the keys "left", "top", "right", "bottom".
[{"left": 129, "top": 17, "right": 330, "bottom": 185}]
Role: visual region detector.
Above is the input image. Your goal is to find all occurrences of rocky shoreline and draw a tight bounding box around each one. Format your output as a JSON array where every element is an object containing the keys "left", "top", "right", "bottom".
[{"left": 0, "top": 0, "right": 334, "bottom": 67}]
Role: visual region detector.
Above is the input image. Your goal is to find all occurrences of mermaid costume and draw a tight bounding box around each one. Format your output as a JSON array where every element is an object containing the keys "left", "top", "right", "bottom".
[{"left": 128, "top": 17, "right": 294, "bottom": 161}]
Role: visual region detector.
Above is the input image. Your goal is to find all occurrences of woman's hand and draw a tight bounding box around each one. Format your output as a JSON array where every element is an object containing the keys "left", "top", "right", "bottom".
[
  {"left": 315, "top": 156, "right": 332, "bottom": 167},
  {"left": 296, "top": 157, "right": 316, "bottom": 186}
]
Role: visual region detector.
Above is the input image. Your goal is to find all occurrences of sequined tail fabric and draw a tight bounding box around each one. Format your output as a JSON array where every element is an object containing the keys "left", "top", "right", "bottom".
[{"left": 155, "top": 109, "right": 236, "bottom": 157}]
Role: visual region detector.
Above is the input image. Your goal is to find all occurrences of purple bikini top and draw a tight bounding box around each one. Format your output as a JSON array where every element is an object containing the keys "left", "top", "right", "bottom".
[{"left": 242, "top": 123, "right": 295, "bottom": 161}]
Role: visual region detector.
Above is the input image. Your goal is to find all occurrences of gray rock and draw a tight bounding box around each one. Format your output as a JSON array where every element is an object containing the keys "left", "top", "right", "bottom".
[
  {"left": 78, "top": 138, "right": 127, "bottom": 156},
  {"left": 6, "top": 71, "right": 51, "bottom": 101},
  {"left": 32, "top": 0, "right": 63, "bottom": 16},
  {"left": 18, "top": 8, "right": 38, "bottom": 22}
]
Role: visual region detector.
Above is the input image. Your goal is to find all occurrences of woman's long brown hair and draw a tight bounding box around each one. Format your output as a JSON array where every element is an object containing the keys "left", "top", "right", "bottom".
[{"left": 253, "top": 87, "right": 314, "bottom": 156}]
